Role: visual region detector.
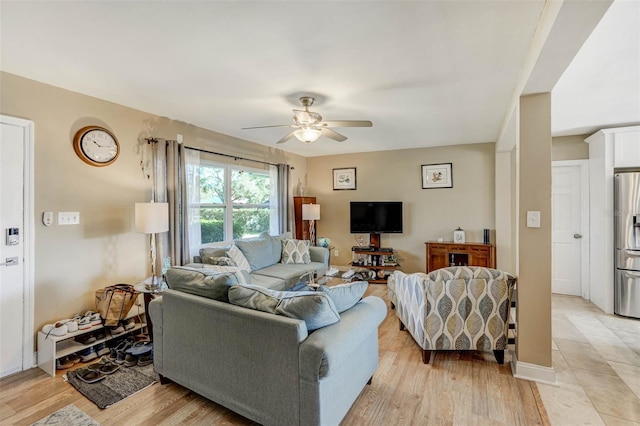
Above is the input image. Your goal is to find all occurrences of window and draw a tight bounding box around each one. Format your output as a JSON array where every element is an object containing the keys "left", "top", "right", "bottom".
[{"left": 198, "top": 161, "right": 272, "bottom": 243}]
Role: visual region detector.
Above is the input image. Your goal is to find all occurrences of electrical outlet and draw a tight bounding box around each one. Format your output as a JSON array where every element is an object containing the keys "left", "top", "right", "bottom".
[
  {"left": 334, "top": 249, "right": 339, "bottom": 257},
  {"left": 527, "top": 211, "right": 541, "bottom": 228}
]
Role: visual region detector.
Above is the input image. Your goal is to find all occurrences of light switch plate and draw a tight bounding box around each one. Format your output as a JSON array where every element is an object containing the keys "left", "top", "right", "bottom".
[
  {"left": 58, "top": 211, "right": 80, "bottom": 225},
  {"left": 527, "top": 211, "right": 541, "bottom": 228}
]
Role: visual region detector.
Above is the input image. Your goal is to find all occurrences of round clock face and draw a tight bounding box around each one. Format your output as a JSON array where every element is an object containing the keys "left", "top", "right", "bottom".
[{"left": 73, "top": 126, "right": 120, "bottom": 166}]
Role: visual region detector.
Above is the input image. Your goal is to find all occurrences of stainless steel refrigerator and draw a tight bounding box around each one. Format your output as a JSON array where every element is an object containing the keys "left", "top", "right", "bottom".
[{"left": 614, "top": 172, "right": 640, "bottom": 318}]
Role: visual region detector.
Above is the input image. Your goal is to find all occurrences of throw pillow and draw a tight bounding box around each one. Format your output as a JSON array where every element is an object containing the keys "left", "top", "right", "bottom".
[
  {"left": 226, "top": 244, "right": 251, "bottom": 272},
  {"left": 236, "top": 235, "right": 277, "bottom": 271},
  {"left": 207, "top": 256, "right": 235, "bottom": 267},
  {"left": 165, "top": 266, "right": 248, "bottom": 302},
  {"left": 317, "top": 281, "right": 368, "bottom": 313},
  {"left": 228, "top": 284, "right": 340, "bottom": 331},
  {"left": 281, "top": 239, "right": 311, "bottom": 264},
  {"left": 200, "top": 246, "right": 231, "bottom": 264}
]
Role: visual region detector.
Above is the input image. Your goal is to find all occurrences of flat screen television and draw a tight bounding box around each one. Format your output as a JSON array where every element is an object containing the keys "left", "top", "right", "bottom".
[{"left": 350, "top": 201, "right": 403, "bottom": 234}]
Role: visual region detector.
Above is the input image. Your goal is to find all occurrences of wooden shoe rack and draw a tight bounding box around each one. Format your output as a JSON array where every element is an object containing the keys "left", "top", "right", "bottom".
[{"left": 37, "top": 303, "right": 146, "bottom": 376}]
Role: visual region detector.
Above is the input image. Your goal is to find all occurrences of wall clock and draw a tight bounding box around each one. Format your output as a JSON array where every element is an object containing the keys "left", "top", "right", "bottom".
[{"left": 73, "top": 125, "right": 120, "bottom": 167}]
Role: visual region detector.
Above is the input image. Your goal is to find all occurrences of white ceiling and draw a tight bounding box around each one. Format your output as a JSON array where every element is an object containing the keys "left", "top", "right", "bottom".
[{"left": 1, "top": 1, "right": 637, "bottom": 157}]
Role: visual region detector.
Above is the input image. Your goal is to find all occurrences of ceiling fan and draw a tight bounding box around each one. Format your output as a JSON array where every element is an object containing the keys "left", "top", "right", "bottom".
[{"left": 242, "top": 96, "right": 373, "bottom": 144}]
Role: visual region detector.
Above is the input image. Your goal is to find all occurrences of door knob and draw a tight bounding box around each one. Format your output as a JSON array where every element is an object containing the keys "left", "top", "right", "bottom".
[{"left": 573, "top": 233, "right": 583, "bottom": 239}]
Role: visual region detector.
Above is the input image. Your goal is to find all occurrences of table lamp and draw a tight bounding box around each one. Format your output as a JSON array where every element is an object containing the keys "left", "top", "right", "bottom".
[
  {"left": 302, "top": 203, "right": 320, "bottom": 246},
  {"left": 135, "top": 201, "right": 169, "bottom": 290}
]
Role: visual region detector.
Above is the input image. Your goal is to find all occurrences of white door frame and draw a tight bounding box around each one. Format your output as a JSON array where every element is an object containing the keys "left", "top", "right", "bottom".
[
  {"left": 552, "top": 159, "right": 590, "bottom": 299},
  {"left": 1, "top": 115, "right": 35, "bottom": 370}
]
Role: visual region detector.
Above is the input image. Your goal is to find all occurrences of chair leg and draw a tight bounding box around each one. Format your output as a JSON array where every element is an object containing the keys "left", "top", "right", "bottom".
[
  {"left": 422, "top": 350, "right": 431, "bottom": 364},
  {"left": 159, "top": 374, "right": 172, "bottom": 385},
  {"left": 493, "top": 350, "right": 505, "bottom": 364},
  {"left": 390, "top": 301, "right": 395, "bottom": 310},
  {"left": 399, "top": 320, "right": 405, "bottom": 331},
  {"left": 367, "top": 376, "right": 372, "bottom": 385}
]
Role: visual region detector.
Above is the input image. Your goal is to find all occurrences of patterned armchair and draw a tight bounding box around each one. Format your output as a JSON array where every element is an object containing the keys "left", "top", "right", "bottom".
[{"left": 388, "top": 266, "right": 516, "bottom": 364}]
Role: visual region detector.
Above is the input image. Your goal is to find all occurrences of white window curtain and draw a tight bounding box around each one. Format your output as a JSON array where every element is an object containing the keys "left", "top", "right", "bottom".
[{"left": 184, "top": 148, "right": 201, "bottom": 261}]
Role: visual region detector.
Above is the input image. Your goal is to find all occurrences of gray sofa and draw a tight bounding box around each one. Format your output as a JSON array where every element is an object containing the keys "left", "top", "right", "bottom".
[
  {"left": 149, "top": 270, "right": 387, "bottom": 426},
  {"left": 188, "top": 232, "right": 329, "bottom": 290}
]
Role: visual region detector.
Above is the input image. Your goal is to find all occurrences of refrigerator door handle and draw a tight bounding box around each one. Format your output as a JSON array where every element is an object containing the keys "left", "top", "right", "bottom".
[
  {"left": 621, "top": 270, "right": 640, "bottom": 278},
  {"left": 624, "top": 249, "right": 640, "bottom": 256}
]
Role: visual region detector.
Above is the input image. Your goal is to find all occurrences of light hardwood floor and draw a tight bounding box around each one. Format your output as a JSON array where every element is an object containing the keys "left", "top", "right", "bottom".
[{"left": 0, "top": 284, "right": 548, "bottom": 425}]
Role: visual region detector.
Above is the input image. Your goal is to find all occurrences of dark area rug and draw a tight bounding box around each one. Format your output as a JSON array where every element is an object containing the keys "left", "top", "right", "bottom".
[{"left": 66, "top": 363, "right": 157, "bottom": 409}]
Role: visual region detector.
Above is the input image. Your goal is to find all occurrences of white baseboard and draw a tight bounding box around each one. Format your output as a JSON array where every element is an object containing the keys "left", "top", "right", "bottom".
[{"left": 510, "top": 351, "right": 557, "bottom": 386}]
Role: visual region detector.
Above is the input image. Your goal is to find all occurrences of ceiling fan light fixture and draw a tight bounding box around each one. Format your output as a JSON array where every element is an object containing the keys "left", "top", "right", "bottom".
[{"left": 294, "top": 127, "right": 321, "bottom": 143}]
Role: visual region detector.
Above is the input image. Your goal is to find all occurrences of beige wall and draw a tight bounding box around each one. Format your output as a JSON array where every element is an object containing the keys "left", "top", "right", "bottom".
[
  {"left": 0, "top": 72, "right": 307, "bottom": 337},
  {"left": 306, "top": 143, "right": 496, "bottom": 273},
  {"left": 552, "top": 134, "right": 589, "bottom": 160},
  {"left": 517, "top": 93, "right": 552, "bottom": 367}
]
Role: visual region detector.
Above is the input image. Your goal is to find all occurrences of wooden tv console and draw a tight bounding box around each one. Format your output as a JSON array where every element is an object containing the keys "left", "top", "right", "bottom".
[{"left": 425, "top": 241, "right": 496, "bottom": 273}]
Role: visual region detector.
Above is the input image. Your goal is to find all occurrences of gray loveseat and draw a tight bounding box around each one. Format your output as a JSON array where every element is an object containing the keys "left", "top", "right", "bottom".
[
  {"left": 188, "top": 232, "right": 329, "bottom": 290},
  {"left": 149, "top": 267, "right": 387, "bottom": 426}
]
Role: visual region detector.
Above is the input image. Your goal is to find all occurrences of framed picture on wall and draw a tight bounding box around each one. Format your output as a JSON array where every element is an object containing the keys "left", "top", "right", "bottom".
[
  {"left": 333, "top": 167, "right": 357, "bottom": 190},
  {"left": 421, "top": 163, "right": 453, "bottom": 189}
]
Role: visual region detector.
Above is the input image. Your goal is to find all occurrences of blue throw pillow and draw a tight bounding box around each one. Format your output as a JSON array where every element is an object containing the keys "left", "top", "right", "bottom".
[
  {"left": 316, "top": 281, "right": 368, "bottom": 313},
  {"left": 228, "top": 284, "right": 340, "bottom": 331}
]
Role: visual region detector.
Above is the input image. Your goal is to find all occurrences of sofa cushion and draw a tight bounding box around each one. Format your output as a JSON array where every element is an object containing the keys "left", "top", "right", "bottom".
[
  {"left": 165, "top": 266, "right": 249, "bottom": 302},
  {"left": 281, "top": 239, "right": 311, "bottom": 264},
  {"left": 226, "top": 245, "right": 251, "bottom": 272},
  {"left": 317, "top": 281, "right": 368, "bottom": 313},
  {"left": 228, "top": 284, "right": 340, "bottom": 331},
  {"left": 249, "top": 273, "right": 286, "bottom": 291},
  {"left": 253, "top": 262, "right": 326, "bottom": 288}
]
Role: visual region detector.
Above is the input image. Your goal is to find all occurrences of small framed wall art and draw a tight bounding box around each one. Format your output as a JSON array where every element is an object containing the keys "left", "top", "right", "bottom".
[
  {"left": 421, "top": 163, "right": 453, "bottom": 189},
  {"left": 333, "top": 167, "right": 357, "bottom": 190}
]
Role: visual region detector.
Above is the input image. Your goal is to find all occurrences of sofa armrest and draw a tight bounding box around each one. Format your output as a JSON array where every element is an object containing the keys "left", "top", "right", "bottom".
[
  {"left": 298, "top": 296, "right": 386, "bottom": 381},
  {"left": 148, "top": 296, "right": 164, "bottom": 374},
  {"left": 309, "top": 246, "right": 329, "bottom": 266}
]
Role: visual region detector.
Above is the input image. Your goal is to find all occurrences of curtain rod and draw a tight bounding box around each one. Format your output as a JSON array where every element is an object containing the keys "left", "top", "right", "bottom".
[{"left": 145, "top": 137, "right": 290, "bottom": 168}]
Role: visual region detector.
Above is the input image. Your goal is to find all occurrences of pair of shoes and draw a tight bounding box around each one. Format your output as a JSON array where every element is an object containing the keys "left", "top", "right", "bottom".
[
  {"left": 137, "top": 350, "right": 153, "bottom": 366},
  {"left": 60, "top": 318, "right": 79, "bottom": 333},
  {"left": 94, "top": 343, "right": 110, "bottom": 357},
  {"left": 87, "top": 356, "right": 120, "bottom": 375},
  {"left": 84, "top": 311, "right": 102, "bottom": 326},
  {"left": 106, "top": 324, "right": 125, "bottom": 336},
  {"left": 79, "top": 347, "right": 98, "bottom": 363},
  {"left": 73, "top": 314, "right": 92, "bottom": 330},
  {"left": 109, "top": 337, "right": 135, "bottom": 363},
  {"left": 75, "top": 367, "right": 106, "bottom": 384},
  {"left": 75, "top": 333, "right": 97, "bottom": 345},
  {"left": 42, "top": 322, "right": 68, "bottom": 338},
  {"left": 56, "top": 354, "right": 80, "bottom": 370},
  {"left": 122, "top": 318, "right": 136, "bottom": 331},
  {"left": 124, "top": 342, "right": 153, "bottom": 367}
]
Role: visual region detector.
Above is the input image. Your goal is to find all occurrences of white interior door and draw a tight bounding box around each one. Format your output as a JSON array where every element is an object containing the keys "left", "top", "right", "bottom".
[
  {"left": 0, "top": 116, "right": 34, "bottom": 378},
  {"left": 552, "top": 161, "right": 588, "bottom": 296}
]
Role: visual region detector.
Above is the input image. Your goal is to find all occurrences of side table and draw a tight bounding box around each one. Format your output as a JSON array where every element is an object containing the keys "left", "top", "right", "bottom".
[{"left": 134, "top": 281, "right": 168, "bottom": 341}]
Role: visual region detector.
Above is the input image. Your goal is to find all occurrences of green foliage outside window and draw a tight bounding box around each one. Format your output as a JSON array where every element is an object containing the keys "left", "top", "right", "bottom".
[{"left": 199, "top": 165, "right": 271, "bottom": 243}]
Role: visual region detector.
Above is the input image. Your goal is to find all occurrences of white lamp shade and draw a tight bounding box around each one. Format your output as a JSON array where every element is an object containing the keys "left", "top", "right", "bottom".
[
  {"left": 135, "top": 202, "right": 169, "bottom": 234},
  {"left": 302, "top": 203, "right": 320, "bottom": 221},
  {"left": 294, "top": 128, "right": 321, "bottom": 143}
]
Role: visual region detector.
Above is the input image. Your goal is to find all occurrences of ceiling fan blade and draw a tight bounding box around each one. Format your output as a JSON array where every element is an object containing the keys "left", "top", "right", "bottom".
[
  {"left": 242, "top": 124, "right": 292, "bottom": 130},
  {"left": 321, "top": 120, "right": 373, "bottom": 128},
  {"left": 321, "top": 128, "right": 347, "bottom": 142},
  {"left": 276, "top": 131, "right": 296, "bottom": 144}
]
